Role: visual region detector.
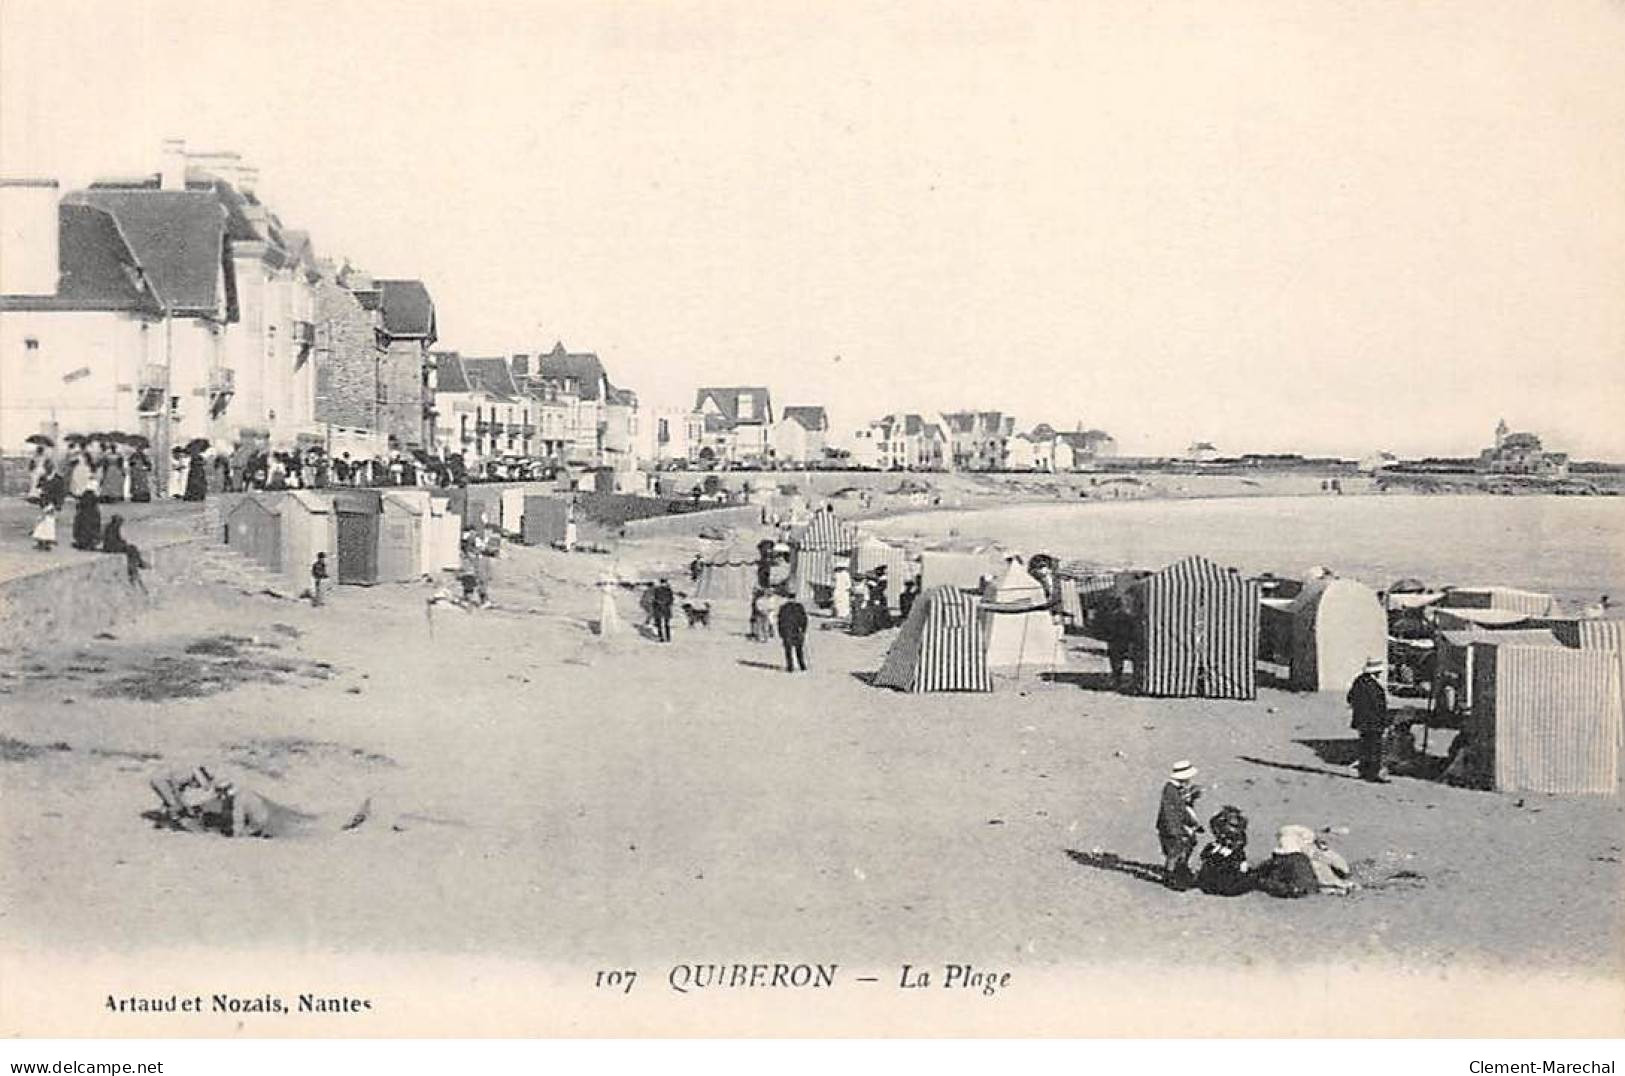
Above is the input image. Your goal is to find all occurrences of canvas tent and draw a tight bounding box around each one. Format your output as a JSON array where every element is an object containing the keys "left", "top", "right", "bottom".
[
  {"left": 1267, "top": 578, "right": 1387, "bottom": 691},
  {"left": 852, "top": 536, "right": 912, "bottom": 608},
  {"left": 789, "top": 547, "right": 840, "bottom": 598},
  {"left": 875, "top": 585, "right": 993, "bottom": 693},
  {"left": 521, "top": 495, "right": 570, "bottom": 546},
  {"left": 796, "top": 509, "right": 858, "bottom": 552},
  {"left": 695, "top": 544, "right": 758, "bottom": 604},
  {"left": 1459, "top": 641, "right": 1621, "bottom": 795},
  {"left": 1131, "top": 555, "right": 1260, "bottom": 700},
  {"left": 980, "top": 561, "right": 1065, "bottom": 673}
]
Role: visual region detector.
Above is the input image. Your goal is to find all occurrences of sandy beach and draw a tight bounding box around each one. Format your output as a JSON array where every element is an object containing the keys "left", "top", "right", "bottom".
[{"left": 2, "top": 504, "right": 1622, "bottom": 1036}]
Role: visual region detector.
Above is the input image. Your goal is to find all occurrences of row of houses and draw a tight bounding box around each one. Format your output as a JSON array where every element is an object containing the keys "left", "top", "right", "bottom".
[
  {"left": 0, "top": 140, "right": 440, "bottom": 463},
  {"left": 851, "top": 412, "right": 1118, "bottom": 472},
  {"left": 639, "top": 387, "right": 830, "bottom": 467}
]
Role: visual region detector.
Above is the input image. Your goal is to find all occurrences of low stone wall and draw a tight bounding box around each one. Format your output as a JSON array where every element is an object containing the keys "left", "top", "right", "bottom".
[
  {"left": 620, "top": 504, "right": 762, "bottom": 539},
  {"left": 0, "top": 536, "right": 210, "bottom": 651}
]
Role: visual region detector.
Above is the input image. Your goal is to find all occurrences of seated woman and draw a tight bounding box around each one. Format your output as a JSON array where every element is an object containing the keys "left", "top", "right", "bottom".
[
  {"left": 1254, "top": 825, "right": 1322, "bottom": 898},
  {"left": 1195, "top": 805, "right": 1253, "bottom": 896},
  {"left": 1307, "top": 832, "right": 1356, "bottom": 894}
]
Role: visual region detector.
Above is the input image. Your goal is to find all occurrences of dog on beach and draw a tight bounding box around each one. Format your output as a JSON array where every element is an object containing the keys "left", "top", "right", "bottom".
[{"left": 680, "top": 601, "right": 712, "bottom": 629}]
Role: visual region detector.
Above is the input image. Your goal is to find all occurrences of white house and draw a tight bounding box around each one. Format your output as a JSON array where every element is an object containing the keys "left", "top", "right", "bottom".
[
  {"left": 695, "top": 386, "right": 773, "bottom": 464},
  {"left": 770, "top": 406, "right": 828, "bottom": 465}
]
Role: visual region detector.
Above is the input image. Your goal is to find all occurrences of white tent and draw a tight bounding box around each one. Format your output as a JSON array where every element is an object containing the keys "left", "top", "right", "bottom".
[{"left": 980, "top": 559, "right": 1065, "bottom": 673}]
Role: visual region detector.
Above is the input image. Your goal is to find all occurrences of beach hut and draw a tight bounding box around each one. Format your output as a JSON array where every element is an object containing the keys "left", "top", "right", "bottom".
[
  {"left": 1131, "top": 555, "right": 1260, "bottom": 700},
  {"left": 384, "top": 491, "right": 443, "bottom": 577},
  {"left": 1459, "top": 641, "right": 1622, "bottom": 795},
  {"left": 331, "top": 489, "right": 381, "bottom": 584},
  {"left": 1440, "top": 586, "right": 1555, "bottom": 618},
  {"left": 919, "top": 550, "right": 1001, "bottom": 594},
  {"left": 1536, "top": 619, "right": 1625, "bottom": 742},
  {"left": 460, "top": 485, "right": 502, "bottom": 532},
  {"left": 1432, "top": 627, "right": 1564, "bottom": 718},
  {"left": 224, "top": 493, "right": 284, "bottom": 571},
  {"left": 377, "top": 492, "right": 427, "bottom": 581},
  {"left": 278, "top": 491, "right": 336, "bottom": 583},
  {"left": 500, "top": 487, "right": 527, "bottom": 536},
  {"left": 520, "top": 495, "right": 570, "bottom": 546},
  {"left": 1273, "top": 578, "right": 1387, "bottom": 692},
  {"left": 874, "top": 585, "right": 993, "bottom": 693},
  {"left": 427, "top": 495, "right": 460, "bottom": 572},
  {"left": 980, "top": 561, "right": 1065, "bottom": 673}
]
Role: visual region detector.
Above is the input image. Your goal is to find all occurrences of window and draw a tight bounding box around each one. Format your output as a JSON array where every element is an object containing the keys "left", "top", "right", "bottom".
[{"left": 24, "top": 337, "right": 40, "bottom": 353}]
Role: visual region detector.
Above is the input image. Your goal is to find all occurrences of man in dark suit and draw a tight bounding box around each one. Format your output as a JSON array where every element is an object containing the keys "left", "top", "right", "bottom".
[
  {"left": 651, "top": 578, "right": 674, "bottom": 642},
  {"left": 777, "top": 594, "right": 809, "bottom": 672},
  {"left": 1348, "top": 657, "right": 1391, "bottom": 783}
]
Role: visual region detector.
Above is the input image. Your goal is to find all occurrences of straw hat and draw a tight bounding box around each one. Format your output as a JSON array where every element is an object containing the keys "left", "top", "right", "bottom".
[
  {"left": 1363, "top": 657, "right": 1386, "bottom": 674},
  {"left": 1170, "top": 761, "right": 1199, "bottom": 781}
]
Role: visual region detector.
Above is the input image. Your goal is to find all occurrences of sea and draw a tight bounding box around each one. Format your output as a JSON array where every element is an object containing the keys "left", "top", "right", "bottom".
[{"left": 868, "top": 494, "right": 1625, "bottom": 609}]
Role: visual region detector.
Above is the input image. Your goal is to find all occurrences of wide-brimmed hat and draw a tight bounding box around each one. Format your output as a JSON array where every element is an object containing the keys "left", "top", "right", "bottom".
[
  {"left": 1363, "top": 657, "right": 1386, "bottom": 674},
  {"left": 1170, "top": 761, "right": 1199, "bottom": 781}
]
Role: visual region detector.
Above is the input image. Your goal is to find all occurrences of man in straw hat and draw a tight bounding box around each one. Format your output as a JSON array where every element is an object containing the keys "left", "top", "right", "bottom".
[
  {"left": 1155, "top": 761, "right": 1203, "bottom": 890},
  {"left": 1348, "top": 657, "right": 1391, "bottom": 783}
]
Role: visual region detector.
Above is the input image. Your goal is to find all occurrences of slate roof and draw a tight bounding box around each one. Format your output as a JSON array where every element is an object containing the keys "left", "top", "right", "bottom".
[
  {"left": 461, "top": 357, "right": 520, "bottom": 400},
  {"left": 432, "top": 352, "right": 471, "bottom": 393},
  {"left": 69, "top": 189, "right": 229, "bottom": 316},
  {"left": 696, "top": 386, "right": 772, "bottom": 427},
  {"left": 376, "top": 279, "right": 436, "bottom": 340},
  {"left": 537, "top": 342, "right": 610, "bottom": 401},
  {"left": 782, "top": 406, "right": 828, "bottom": 432},
  {"left": 0, "top": 204, "right": 162, "bottom": 314}
]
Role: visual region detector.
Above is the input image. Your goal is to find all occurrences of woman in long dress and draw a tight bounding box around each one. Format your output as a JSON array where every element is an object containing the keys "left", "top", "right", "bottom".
[
  {"left": 71, "top": 490, "right": 102, "bottom": 550},
  {"left": 596, "top": 574, "right": 624, "bottom": 637},
  {"left": 99, "top": 451, "right": 126, "bottom": 503},
  {"left": 128, "top": 450, "right": 152, "bottom": 503},
  {"left": 184, "top": 452, "right": 208, "bottom": 501},
  {"left": 67, "top": 452, "right": 93, "bottom": 499}
]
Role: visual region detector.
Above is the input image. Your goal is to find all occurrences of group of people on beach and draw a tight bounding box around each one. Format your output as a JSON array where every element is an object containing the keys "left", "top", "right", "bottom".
[{"left": 1155, "top": 760, "right": 1355, "bottom": 897}]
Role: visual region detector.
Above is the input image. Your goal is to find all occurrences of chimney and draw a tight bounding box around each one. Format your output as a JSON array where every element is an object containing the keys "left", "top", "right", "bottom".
[
  {"left": 160, "top": 137, "right": 187, "bottom": 191},
  {"left": 512, "top": 353, "right": 531, "bottom": 377},
  {"left": 0, "top": 178, "right": 61, "bottom": 296}
]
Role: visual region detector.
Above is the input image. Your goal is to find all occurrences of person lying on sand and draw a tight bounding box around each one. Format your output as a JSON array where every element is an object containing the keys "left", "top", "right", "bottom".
[{"left": 149, "top": 766, "right": 370, "bottom": 839}]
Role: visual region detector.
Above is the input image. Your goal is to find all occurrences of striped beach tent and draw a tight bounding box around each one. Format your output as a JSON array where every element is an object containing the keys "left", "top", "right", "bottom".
[
  {"left": 1465, "top": 642, "right": 1621, "bottom": 795},
  {"left": 875, "top": 585, "right": 992, "bottom": 693},
  {"left": 1537, "top": 619, "right": 1625, "bottom": 744},
  {"left": 788, "top": 547, "right": 839, "bottom": 597},
  {"left": 853, "top": 536, "right": 912, "bottom": 589},
  {"left": 1131, "top": 555, "right": 1260, "bottom": 700},
  {"left": 796, "top": 509, "right": 858, "bottom": 552}
]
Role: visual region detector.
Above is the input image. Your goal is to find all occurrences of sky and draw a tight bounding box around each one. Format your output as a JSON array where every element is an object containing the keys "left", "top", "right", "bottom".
[{"left": 3, "top": 0, "right": 1623, "bottom": 458}]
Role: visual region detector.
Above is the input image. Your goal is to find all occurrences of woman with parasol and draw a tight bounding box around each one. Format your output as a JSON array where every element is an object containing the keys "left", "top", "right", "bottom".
[
  {"left": 97, "top": 437, "right": 127, "bottom": 503},
  {"left": 183, "top": 439, "right": 210, "bottom": 501}
]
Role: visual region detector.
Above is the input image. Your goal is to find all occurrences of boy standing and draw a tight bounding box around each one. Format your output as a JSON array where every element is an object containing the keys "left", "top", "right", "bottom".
[
  {"left": 1156, "top": 761, "right": 1203, "bottom": 890},
  {"left": 311, "top": 551, "right": 329, "bottom": 607}
]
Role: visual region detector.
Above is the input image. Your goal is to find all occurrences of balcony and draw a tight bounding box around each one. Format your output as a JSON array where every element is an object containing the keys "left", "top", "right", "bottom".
[
  {"left": 522, "top": 424, "right": 536, "bottom": 437},
  {"left": 476, "top": 421, "right": 493, "bottom": 436},
  {"left": 208, "top": 367, "right": 236, "bottom": 396}
]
